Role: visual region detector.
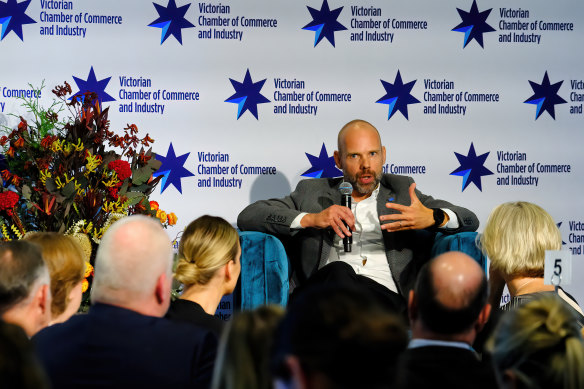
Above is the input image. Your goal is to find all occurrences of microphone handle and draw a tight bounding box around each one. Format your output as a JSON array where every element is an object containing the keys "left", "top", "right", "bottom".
[{"left": 341, "top": 194, "right": 352, "bottom": 252}]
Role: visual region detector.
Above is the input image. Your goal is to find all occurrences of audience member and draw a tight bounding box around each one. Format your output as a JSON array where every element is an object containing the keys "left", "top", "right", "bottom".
[
  {"left": 24, "top": 232, "right": 85, "bottom": 324},
  {"left": 166, "top": 215, "right": 241, "bottom": 335},
  {"left": 0, "top": 320, "right": 50, "bottom": 389},
  {"left": 271, "top": 284, "right": 408, "bottom": 389},
  {"left": 393, "top": 251, "right": 497, "bottom": 389},
  {"left": 33, "top": 215, "right": 218, "bottom": 389},
  {"left": 488, "top": 294, "right": 584, "bottom": 389},
  {"left": 0, "top": 241, "right": 51, "bottom": 337},
  {"left": 211, "top": 305, "right": 284, "bottom": 389},
  {"left": 479, "top": 201, "right": 584, "bottom": 324}
]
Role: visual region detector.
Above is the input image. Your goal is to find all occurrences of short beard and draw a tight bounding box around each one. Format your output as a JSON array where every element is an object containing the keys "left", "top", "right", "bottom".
[{"left": 343, "top": 169, "right": 382, "bottom": 196}]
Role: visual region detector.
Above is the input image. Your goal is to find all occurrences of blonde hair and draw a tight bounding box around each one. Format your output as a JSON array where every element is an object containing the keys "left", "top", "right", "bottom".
[
  {"left": 488, "top": 294, "right": 584, "bottom": 389},
  {"left": 211, "top": 305, "right": 285, "bottom": 389},
  {"left": 174, "top": 215, "right": 239, "bottom": 286},
  {"left": 24, "top": 233, "right": 85, "bottom": 317},
  {"left": 479, "top": 201, "right": 561, "bottom": 278}
]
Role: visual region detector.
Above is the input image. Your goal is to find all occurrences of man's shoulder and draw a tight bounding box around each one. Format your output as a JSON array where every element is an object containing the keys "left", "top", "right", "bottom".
[
  {"left": 293, "top": 177, "right": 342, "bottom": 193},
  {"left": 381, "top": 173, "right": 413, "bottom": 186}
]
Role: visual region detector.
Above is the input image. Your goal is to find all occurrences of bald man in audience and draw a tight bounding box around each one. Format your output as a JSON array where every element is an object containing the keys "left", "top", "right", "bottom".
[
  {"left": 0, "top": 241, "right": 51, "bottom": 337},
  {"left": 393, "top": 251, "right": 497, "bottom": 389},
  {"left": 33, "top": 215, "right": 217, "bottom": 389}
]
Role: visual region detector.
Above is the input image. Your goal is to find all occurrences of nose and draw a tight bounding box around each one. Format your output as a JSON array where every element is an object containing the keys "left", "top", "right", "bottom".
[{"left": 361, "top": 155, "right": 371, "bottom": 170}]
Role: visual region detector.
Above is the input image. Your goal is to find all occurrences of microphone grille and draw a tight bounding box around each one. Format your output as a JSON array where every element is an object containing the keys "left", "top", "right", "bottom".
[{"left": 339, "top": 182, "right": 353, "bottom": 195}]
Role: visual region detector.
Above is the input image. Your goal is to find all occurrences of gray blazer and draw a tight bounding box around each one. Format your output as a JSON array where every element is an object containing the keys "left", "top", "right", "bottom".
[{"left": 237, "top": 174, "right": 479, "bottom": 298}]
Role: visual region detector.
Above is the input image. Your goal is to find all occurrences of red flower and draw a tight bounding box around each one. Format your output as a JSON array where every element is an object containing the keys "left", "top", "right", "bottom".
[
  {"left": 107, "top": 160, "right": 132, "bottom": 181},
  {"left": 17, "top": 118, "right": 27, "bottom": 132},
  {"left": 40, "top": 135, "right": 58, "bottom": 149},
  {"left": 107, "top": 186, "right": 119, "bottom": 200},
  {"left": 0, "top": 191, "right": 19, "bottom": 215}
]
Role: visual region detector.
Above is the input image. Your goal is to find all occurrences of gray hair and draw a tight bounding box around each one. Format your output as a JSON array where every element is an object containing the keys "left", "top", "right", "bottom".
[
  {"left": 0, "top": 241, "right": 49, "bottom": 315},
  {"left": 91, "top": 215, "right": 173, "bottom": 305}
]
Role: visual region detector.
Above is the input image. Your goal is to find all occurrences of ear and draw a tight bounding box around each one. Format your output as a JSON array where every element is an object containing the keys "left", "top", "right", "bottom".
[
  {"left": 37, "top": 283, "right": 51, "bottom": 318},
  {"left": 333, "top": 150, "right": 342, "bottom": 169},
  {"left": 381, "top": 145, "right": 386, "bottom": 163},
  {"left": 155, "top": 273, "right": 170, "bottom": 305},
  {"left": 475, "top": 303, "right": 492, "bottom": 333},
  {"left": 224, "top": 261, "right": 233, "bottom": 282},
  {"left": 285, "top": 355, "right": 307, "bottom": 389},
  {"left": 33, "top": 283, "right": 51, "bottom": 330},
  {"left": 408, "top": 289, "right": 417, "bottom": 324},
  {"left": 501, "top": 369, "right": 519, "bottom": 389}
]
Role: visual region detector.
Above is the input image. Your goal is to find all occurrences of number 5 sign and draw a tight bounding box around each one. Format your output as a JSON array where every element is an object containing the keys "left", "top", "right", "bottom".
[{"left": 544, "top": 250, "right": 572, "bottom": 286}]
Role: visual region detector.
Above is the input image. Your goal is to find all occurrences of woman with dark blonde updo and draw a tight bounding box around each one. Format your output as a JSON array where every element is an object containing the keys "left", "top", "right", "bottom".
[
  {"left": 488, "top": 294, "right": 584, "bottom": 389},
  {"left": 24, "top": 232, "right": 86, "bottom": 325},
  {"left": 166, "top": 215, "right": 241, "bottom": 335}
]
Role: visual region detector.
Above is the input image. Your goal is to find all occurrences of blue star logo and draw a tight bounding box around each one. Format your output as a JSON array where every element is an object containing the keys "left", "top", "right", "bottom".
[
  {"left": 70, "top": 67, "right": 116, "bottom": 107},
  {"left": 302, "top": 0, "right": 347, "bottom": 47},
  {"left": 376, "top": 70, "right": 420, "bottom": 120},
  {"left": 524, "top": 71, "right": 567, "bottom": 120},
  {"left": 225, "top": 69, "right": 270, "bottom": 120},
  {"left": 149, "top": 0, "right": 195, "bottom": 45},
  {"left": 450, "top": 143, "right": 493, "bottom": 192},
  {"left": 153, "top": 143, "right": 195, "bottom": 194},
  {"left": 301, "top": 143, "right": 343, "bottom": 178},
  {"left": 0, "top": 0, "right": 35, "bottom": 41},
  {"left": 557, "top": 222, "right": 566, "bottom": 246},
  {"left": 452, "top": 0, "right": 495, "bottom": 48}
]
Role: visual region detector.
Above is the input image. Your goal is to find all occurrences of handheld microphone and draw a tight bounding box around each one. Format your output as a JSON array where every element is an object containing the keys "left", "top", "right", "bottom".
[{"left": 339, "top": 182, "right": 353, "bottom": 252}]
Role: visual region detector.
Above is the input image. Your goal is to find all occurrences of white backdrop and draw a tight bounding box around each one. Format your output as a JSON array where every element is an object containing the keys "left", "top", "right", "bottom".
[{"left": 1, "top": 0, "right": 582, "bottom": 303}]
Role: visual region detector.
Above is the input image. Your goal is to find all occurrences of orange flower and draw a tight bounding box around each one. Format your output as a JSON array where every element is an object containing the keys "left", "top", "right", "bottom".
[
  {"left": 84, "top": 262, "right": 94, "bottom": 278},
  {"left": 158, "top": 211, "right": 167, "bottom": 224},
  {"left": 82, "top": 279, "right": 89, "bottom": 293},
  {"left": 149, "top": 201, "right": 159, "bottom": 211},
  {"left": 13, "top": 137, "right": 25, "bottom": 148},
  {"left": 6, "top": 147, "right": 15, "bottom": 157},
  {"left": 167, "top": 212, "right": 177, "bottom": 226}
]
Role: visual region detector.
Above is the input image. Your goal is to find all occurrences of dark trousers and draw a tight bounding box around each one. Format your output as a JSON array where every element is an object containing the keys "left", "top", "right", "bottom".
[{"left": 290, "top": 261, "right": 407, "bottom": 318}]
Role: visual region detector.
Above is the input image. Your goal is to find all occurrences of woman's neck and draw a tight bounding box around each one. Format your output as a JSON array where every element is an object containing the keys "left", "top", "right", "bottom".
[
  {"left": 507, "top": 277, "right": 554, "bottom": 297},
  {"left": 180, "top": 282, "right": 225, "bottom": 315}
]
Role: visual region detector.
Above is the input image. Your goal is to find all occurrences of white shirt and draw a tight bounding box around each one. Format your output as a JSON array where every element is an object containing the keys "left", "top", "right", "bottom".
[{"left": 291, "top": 185, "right": 459, "bottom": 293}]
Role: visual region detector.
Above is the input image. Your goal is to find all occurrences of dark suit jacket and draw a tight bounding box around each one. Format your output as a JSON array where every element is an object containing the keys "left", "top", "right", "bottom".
[
  {"left": 393, "top": 346, "right": 498, "bottom": 389},
  {"left": 238, "top": 174, "right": 478, "bottom": 299},
  {"left": 33, "top": 303, "right": 217, "bottom": 389}
]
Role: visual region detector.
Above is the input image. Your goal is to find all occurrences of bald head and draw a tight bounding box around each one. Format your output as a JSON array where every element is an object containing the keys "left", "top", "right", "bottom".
[
  {"left": 413, "top": 251, "right": 488, "bottom": 335},
  {"left": 92, "top": 215, "right": 173, "bottom": 312},
  {"left": 337, "top": 119, "right": 382, "bottom": 158},
  {"left": 431, "top": 252, "right": 485, "bottom": 310}
]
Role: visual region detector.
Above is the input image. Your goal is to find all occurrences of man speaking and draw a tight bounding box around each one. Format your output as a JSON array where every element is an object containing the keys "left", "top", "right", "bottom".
[{"left": 237, "top": 119, "right": 478, "bottom": 312}]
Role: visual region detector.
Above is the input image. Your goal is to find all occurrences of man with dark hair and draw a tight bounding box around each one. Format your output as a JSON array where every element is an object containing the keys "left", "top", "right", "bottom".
[
  {"left": 393, "top": 251, "right": 496, "bottom": 388},
  {"left": 0, "top": 241, "right": 51, "bottom": 337},
  {"left": 271, "top": 284, "right": 408, "bottom": 389}
]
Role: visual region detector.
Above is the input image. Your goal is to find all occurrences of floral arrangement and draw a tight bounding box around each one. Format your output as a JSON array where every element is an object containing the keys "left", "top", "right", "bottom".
[{"left": 0, "top": 82, "right": 176, "bottom": 306}]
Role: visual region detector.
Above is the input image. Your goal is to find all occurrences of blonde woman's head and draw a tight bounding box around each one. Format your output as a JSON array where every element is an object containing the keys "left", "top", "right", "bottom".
[
  {"left": 479, "top": 201, "right": 561, "bottom": 278},
  {"left": 23, "top": 232, "right": 85, "bottom": 319},
  {"left": 174, "top": 215, "right": 240, "bottom": 287},
  {"left": 488, "top": 294, "right": 584, "bottom": 389}
]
